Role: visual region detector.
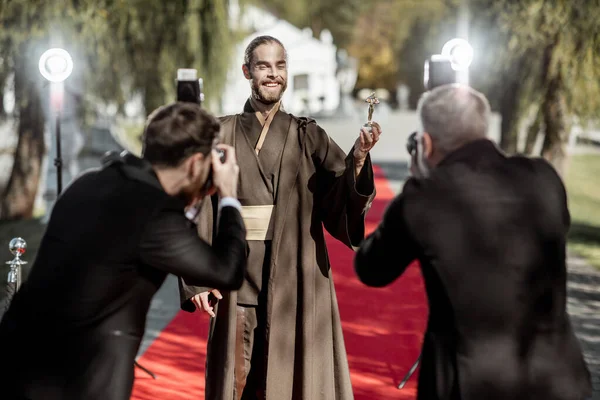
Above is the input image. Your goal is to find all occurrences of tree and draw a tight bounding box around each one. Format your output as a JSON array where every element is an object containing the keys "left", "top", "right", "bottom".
[
  {"left": 252, "top": 0, "right": 456, "bottom": 98},
  {"left": 0, "top": 1, "right": 54, "bottom": 220},
  {"left": 470, "top": 0, "right": 600, "bottom": 176},
  {"left": 349, "top": 0, "right": 455, "bottom": 94},
  {"left": 0, "top": 0, "right": 238, "bottom": 220},
  {"left": 0, "top": 41, "right": 47, "bottom": 220}
]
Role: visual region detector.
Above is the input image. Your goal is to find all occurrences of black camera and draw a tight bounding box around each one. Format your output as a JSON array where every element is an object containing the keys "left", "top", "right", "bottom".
[
  {"left": 176, "top": 68, "right": 225, "bottom": 191},
  {"left": 406, "top": 131, "right": 417, "bottom": 156},
  {"left": 423, "top": 55, "right": 456, "bottom": 91},
  {"left": 177, "top": 68, "right": 204, "bottom": 105}
]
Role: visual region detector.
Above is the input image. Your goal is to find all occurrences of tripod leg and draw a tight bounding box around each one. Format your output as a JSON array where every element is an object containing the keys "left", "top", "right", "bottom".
[
  {"left": 397, "top": 353, "right": 422, "bottom": 389},
  {"left": 135, "top": 360, "right": 157, "bottom": 379}
]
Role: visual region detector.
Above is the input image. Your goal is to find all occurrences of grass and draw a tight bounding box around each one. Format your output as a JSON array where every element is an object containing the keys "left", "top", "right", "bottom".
[{"left": 565, "top": 153, "right": 600, "bottom": 268}]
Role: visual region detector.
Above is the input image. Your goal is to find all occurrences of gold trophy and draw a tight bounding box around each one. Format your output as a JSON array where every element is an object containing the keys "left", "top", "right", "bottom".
[{"left": 364, "top": 92, "right": 380, "bottom": 132}]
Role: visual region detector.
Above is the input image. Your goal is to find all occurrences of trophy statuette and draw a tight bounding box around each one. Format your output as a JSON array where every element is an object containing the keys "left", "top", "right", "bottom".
[{"left": 363, "top": 92, "right": 380, "bottom": 133}]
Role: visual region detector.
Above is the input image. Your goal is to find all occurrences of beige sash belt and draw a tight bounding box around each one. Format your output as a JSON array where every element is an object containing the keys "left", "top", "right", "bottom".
[{"left": 240, "top": 205, "right": 274, "bottom": 241}]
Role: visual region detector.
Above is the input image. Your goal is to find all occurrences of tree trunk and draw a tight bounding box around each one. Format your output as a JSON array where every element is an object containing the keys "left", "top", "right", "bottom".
[
  {"left": 541, "top": 71, "right": 570, "bottom": 178},
  {"left": 523, "top": 106, "right": 543, "bottom": 155},
  {"left": 498, "top": 83, "right": 521, "bottom": 154},
  {"left": 0, "top": 43, "right": 46, "bottom": 221},
  {"left": 496, "top": 55, "right": 531, "bottom": 154},
  {"left": 143, "top": 79, "right": 166, "bottom": 117}
]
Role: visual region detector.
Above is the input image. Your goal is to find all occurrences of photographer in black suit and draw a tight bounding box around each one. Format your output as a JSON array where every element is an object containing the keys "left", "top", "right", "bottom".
[
  {"left": 354, "top": 84, "right": 592, "bottom": 400},
  {"left": 0, "top": 102, "right": 247, "bottom": 400}
]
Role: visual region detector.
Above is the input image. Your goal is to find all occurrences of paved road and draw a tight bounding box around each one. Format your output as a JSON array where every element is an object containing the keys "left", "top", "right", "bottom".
[{"left": 566, "top": 255, "right": 600, "bottom": 398}]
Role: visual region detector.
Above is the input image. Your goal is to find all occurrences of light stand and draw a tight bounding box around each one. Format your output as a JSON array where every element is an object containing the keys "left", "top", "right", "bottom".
[
  {"left": 397, "top": 353, "right": 421, "bottom": 389},
  {"left": 54, "top": 93, "right": 63, "bottom": 194},
  {"left": 39, "top": 48, "right": 73, "bottom": 196}
]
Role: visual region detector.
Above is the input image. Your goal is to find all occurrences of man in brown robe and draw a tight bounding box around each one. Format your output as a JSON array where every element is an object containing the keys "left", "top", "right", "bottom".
[{"left": 179, "top": 35, "right": 381, "bottom": 399}]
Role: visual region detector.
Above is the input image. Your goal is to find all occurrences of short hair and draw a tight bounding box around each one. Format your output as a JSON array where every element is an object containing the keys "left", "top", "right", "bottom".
[
  {"left": 243, "top": 35, "right": 287, "bottom": 67},
  {"left": 417, "top": 84, "right": 491, "bottom": 155},
  {"left": 141, "top": 102, "right": 220, "bottom": 167}
]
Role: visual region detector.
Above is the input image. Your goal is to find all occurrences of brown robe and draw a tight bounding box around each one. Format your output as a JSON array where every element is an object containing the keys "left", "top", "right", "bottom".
[{"left": 179, "top": 102, "right": 375, "bottom": 399}]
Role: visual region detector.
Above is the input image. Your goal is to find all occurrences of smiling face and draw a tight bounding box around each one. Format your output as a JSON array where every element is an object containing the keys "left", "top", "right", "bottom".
[{"left": 242, "top": 42, "right": 288, "bottom": 104}]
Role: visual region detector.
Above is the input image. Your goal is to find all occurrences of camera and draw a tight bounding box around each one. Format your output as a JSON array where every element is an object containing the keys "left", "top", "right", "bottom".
[
  {"left": 176, "top": 68, "right": 224, "bottom": 161},
  {"left": 406, "top": 131, "right": 417, "bottom": 156},
  {"left": 177, "top": 68, "right": 204, "bottom": 105},
  {"left": 176, "top": 68, "right": 225, "bottom": 191},
  {"left": 423, "top": 55, "right": 456, "bottom": 91}
]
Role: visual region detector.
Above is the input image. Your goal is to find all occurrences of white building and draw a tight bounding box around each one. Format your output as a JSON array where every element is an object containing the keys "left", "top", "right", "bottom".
[{"left": 221, "top": 4, "right": 341, "bottom": 116}]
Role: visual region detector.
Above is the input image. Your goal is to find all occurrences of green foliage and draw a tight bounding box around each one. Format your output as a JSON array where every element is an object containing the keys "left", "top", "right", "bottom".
[
  {"left": 0, "top": 0, "right": 241, "bottom": 219},
  {"left": 0, "top": 0, "right": 239, "bottom": 117},
  {"left": 471, "top": 0, "right": 600, "bottom": 149},
  {"left": 252, "top": 0, "right": 456, "bottom": 93}
]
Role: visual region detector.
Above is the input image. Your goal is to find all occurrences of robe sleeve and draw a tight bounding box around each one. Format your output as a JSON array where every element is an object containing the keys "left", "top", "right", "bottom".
[{"left": 312, "top": 124, "right": 375, "bottom": 250}]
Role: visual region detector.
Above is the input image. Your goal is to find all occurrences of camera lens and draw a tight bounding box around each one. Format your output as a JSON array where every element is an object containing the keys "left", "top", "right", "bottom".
[
  {"left": 406, "top": 132, "right": 417, "bottom": 155},
  {"left": 218, "top": 149, "right": 226, "bottom": 163}
]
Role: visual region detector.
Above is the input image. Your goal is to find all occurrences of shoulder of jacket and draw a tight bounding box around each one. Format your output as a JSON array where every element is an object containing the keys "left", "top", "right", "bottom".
[
  {"left": 524, "top": 156, "right": 565, "bottom": 186},
  {"left": 508, "top": 154, "right": 559, "bottom": 178},
  {"left": 289, "top": 114, "right": 329, "bottom": 137},
  {"left": 288, "top": 113, "right": 317, "bottom": 127},
  {"left": 218, "top": 114, "right": 237, "bottom": 124}
]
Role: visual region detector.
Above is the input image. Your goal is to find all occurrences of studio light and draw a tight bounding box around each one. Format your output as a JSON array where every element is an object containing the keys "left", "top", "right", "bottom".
[
  {"left": 38, "top": 48, "right": 73, "bottom": 83},
  {"left": 441, "top": 38, "right": 474, "bottom": 71}
]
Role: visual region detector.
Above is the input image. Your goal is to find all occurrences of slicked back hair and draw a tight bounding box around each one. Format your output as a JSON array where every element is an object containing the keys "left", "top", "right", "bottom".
[{"left": 243, "top": 35, "right": 287, "bottom": 67}]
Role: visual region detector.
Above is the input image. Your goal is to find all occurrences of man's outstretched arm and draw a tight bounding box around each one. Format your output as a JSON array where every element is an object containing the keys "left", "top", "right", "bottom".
[
  {"left": 140, "top": 200, "right": 246, "bottom": 291},
  {"left": 354, "top": 189, "right": 419, "bottom": 287}
]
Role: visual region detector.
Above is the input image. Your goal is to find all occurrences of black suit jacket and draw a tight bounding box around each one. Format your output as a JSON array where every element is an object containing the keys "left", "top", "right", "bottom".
[
  {"left": 0, "top": 152, "right": 246, "bottom": 400},
  {"left": 355, "top": 140, "right": 592, "bottom": 400}
]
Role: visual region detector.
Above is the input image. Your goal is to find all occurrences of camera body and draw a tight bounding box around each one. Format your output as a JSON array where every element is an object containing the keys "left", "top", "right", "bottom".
[
  {"left": 410, "top": 56, "right": 457, "bottom": 158},
  {"left": 176, "top": 68, "right": 225, "bottom": 192},
  {"left": 406, "top": 131, "right": 417, "bottom": 156},
  {"left": 177, "top": 68, "right": 204, "bottom": 105},
  {"left": 423, "top": 55, "right": 456, "bottom": 91}
]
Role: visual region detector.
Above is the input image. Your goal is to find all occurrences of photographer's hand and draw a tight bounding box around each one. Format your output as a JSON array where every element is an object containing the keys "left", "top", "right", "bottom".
[{"left": 211, "top": 144, "right": 239, "bottom": 198}]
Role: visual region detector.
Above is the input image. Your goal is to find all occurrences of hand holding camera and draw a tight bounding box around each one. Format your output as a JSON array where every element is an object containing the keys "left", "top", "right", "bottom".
[{"left": 210, "top": 144, "right": 238, "bottom": 199}]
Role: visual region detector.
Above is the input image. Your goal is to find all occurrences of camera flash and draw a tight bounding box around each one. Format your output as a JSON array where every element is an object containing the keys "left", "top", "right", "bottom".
[{"left": 177, "top": 69, "right": 197, "bottom": 81}]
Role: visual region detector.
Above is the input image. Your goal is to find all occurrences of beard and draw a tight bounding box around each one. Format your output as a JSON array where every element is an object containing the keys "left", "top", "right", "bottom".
[{"left": 251, "top": 77, "right": 287, "bottom": 104}]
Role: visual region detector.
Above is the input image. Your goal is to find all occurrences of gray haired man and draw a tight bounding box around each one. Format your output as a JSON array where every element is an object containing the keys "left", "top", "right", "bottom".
[{"left": 355, "top": 84, "right": 592, "bottom": 400}]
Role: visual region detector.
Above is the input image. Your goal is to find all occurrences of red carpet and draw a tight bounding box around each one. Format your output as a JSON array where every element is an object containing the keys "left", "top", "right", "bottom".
[{"left": 131, "top": 166, "right": 429, "bottom": 399}]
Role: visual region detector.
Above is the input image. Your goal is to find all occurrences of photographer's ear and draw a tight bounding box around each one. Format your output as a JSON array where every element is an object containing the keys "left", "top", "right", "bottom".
[
  {"left": 187, "top": 153, "right": 205, "bottom": 180},
  {"left": 242, "top": 64, "right": 252, "bottom": 80},
  {"left": 422, "top": 132, "right": 434, "bottom": 159}
]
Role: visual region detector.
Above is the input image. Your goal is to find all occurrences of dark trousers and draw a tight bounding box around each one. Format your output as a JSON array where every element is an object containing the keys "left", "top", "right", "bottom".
[{"left": 234, "top": 302, "right": 268, "bottom": 400}]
